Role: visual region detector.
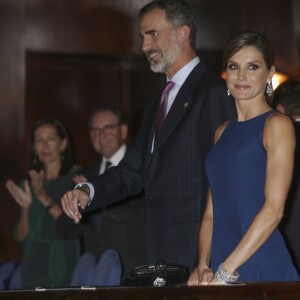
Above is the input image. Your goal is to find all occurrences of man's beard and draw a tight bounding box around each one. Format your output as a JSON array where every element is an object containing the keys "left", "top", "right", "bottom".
[
  {"left": 150, "top": 54, "right": 171, "bottom": 73},
  {"left": 145, "top": 41, "right": 180, "bottom": 74}
]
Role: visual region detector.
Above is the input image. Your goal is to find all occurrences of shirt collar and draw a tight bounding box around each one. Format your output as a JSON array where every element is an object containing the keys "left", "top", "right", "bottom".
[
  {"left": 168, "top": 57, "right": 200, "bottom": 87},
  {"left": 103, "top": 143, "right": 126, "bottom": 166}
]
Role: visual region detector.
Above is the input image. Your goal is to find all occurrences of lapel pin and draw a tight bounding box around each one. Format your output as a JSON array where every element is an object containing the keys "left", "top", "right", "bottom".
[{"left": 184, "top": 102, "right": 189, "bottom": 108}]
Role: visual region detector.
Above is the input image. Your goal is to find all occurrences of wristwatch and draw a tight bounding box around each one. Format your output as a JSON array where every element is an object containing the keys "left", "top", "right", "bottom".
[
  {"left": 46, "top": 199, "right": 55, "bottom": 211},
  {"left": 75, "top": 183, "right": 92, "bottom": 207},
  {"left": 75, "top": 183, "right": 90, "bottom": 195}
]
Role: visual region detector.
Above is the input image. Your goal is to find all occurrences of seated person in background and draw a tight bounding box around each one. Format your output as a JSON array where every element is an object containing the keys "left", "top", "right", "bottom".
[
  {"left": 56, "top": 104, "right": 146, "bottom": 284},
  {"left": 273, "top": 79, "right": 300, "bottom": 274},
  {"left": 5, "top": 117, "right": 80, "bottom": 289}
]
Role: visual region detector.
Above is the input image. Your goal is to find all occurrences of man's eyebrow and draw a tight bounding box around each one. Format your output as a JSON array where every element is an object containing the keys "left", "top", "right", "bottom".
[{"left": 139, "top": 30, "right": 158, "bottom": 38}]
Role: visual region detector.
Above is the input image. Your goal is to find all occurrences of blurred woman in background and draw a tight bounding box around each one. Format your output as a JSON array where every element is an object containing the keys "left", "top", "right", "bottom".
[{"left": 6, "top": 117, "right": 80, "bottom": 289}]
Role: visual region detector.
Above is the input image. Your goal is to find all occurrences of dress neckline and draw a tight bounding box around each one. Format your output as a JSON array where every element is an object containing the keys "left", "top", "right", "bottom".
[{"left": 235, "top": 109, "right": 274, "bottom": 124}]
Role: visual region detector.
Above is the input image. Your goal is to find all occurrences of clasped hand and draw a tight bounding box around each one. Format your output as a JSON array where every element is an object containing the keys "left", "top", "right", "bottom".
[
  {"left": 61, "top": 189, "right": 90, "bottom": 223},
  {"left": 187, "top": 266, "right": 220, "bottom": 286}
]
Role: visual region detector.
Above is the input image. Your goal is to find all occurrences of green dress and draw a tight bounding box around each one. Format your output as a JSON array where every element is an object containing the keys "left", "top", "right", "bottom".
[{"left": 16, "top": 170, "right": 80, "bottom": 289}]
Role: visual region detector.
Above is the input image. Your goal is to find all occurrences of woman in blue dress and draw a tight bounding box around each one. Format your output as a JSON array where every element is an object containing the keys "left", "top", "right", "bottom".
[{"left": 188, "top": 30, "right": 299, "bottom": 285}]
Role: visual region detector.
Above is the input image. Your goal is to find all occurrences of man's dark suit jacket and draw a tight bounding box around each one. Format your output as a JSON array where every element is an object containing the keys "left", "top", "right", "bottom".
[
  {"left": 84, "top": 62, "right": 236, "bottom": 272},
  {"left": 280, "top": 122, "right": 300, "bottom": 274},
  {"left": 56, "top": 157, "right": 146, "bottom": 276}
]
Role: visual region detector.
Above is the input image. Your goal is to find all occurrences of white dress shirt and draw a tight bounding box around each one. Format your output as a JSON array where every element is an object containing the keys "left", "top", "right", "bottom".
[
  {"left": 81, "top": 57, "right": 201, "bottom": 201},
  {"left": 75, "top": 144, "right": 126, "bottom": 202},
  {"left": 99, "top": 144, "right": 127, "bottom": 175},
  {"left": 151, "top": 56, "right": 200, "bottom": 152}
]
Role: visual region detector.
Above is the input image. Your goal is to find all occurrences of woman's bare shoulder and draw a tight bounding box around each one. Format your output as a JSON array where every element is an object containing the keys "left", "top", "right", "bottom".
[
  {"left": 214, "top": 120, "right": 231, "bottom": 143},
  {"left": 265, "top": 111, "right": 294, "bottom": 132},
  {"left": 264, "top": 111, "right": 295, "bottom": 148}
]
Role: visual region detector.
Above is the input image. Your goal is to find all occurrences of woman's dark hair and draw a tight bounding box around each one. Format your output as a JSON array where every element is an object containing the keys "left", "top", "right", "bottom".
[
  {"left": 139, "top": 0, "right": 197, "bottom": 50},
  {"left": 223, "top": 30, "right": 275, "bottom": 104},
  {"left": 29, "top": 117, "right": 73, "bottom": 175}
]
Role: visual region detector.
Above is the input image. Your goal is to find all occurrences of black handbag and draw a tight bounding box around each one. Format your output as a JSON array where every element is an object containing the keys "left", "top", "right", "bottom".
[{"left": 122, "top": 259, "right": 189, "bottom": 287}]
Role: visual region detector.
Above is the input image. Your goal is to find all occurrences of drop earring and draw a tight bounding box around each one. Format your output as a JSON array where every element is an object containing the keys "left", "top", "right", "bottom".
[
  {"left": 266, "top": 80, "right": 273, "bottom": 97},
  {"left": 227, "top": 89, "right": 230, "bottom": 96}
]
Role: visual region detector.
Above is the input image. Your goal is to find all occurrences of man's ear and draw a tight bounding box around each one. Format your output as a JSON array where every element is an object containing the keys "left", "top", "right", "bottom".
[
  {"left": 177, "top": 25, "right": 190, "bottom": 45},
  {"left": 120, "top": 124, "right": 128, "bottom": 141},
  {"left": 60, "top": 138, "right": 68, "bottom": 152}
]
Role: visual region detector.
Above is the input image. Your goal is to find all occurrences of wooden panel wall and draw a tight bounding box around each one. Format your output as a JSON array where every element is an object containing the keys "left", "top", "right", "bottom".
[
  {"left": 25, "top": 52, "right": 163, "bottom": 168},
  {"left": 0, "top": 0, "right": 25, "bottom": 262}
]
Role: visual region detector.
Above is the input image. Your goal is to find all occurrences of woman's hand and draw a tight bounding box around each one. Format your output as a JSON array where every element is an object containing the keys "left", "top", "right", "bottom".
[
  {"left": 73, "top": 174, "right": 87, "bottom": 185},
  {"left": 187, "top": 266, "right": 214, "bottom": 286},
  {"left": 29, "top": 169, "right": 52, "bottom": 207},
  {"left": 29, "top": 169, "right": 47, "bottom": 201},
  {"left": 187, "top": 268, "right": 200, "bottom": 286},
  {"left": 6, "top": 179, "right": 32, "bottom": 208}
]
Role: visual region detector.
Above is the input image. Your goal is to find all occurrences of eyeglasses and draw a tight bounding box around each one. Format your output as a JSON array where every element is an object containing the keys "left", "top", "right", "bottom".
[{"left": 89, "top": 124, "right": 120, "bottom": 135}]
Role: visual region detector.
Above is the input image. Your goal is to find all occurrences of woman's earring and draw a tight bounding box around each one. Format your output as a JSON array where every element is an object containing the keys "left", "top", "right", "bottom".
[
  {"left": 60, "top": 152, "right": 65, "bottom": 162},
  {"left": 266, "top": 80, "right": 273, "bottom": 97},
  {"left": 227, "top": 89, "right": 230, "bottom": 96}
]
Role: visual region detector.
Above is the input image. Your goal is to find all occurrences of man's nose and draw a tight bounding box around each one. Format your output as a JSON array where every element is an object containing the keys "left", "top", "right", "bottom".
[
  {"left": 142, "top": 36, "right": 152, "bottom": 53},
  {"left": 42, "top": 140, "right": 49, "bottom": 147}
]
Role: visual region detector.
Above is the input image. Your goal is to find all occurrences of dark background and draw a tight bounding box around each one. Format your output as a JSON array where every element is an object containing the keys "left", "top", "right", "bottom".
[{"left": 0, "top": 0, "right": 299, "bottom": 262}]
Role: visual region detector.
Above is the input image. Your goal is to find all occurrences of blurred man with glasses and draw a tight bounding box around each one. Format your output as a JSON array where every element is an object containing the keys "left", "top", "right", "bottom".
[{"left": 56, "top": 104, "right": 145, "bottom": 284}]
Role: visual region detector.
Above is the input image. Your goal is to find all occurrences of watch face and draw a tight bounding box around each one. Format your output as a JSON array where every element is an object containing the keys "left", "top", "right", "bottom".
[{"left": 75, "top": 183, "right": 92, "bottom": 207}]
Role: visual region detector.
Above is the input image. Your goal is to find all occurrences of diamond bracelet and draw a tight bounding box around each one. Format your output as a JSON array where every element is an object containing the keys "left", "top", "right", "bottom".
[{"left": 215, "top": 263, "right": 239, "bottom": 284}]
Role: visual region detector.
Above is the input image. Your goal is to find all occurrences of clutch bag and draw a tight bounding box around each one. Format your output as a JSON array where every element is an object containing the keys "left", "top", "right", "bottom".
[{"left": 122, "top": 259, "right": 189, "bottom": 287}]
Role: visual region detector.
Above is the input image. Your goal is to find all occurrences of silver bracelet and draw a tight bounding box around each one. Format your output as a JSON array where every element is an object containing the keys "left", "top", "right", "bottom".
[{"left": 215, "top": 263, "right": 239, "bottom": 284}]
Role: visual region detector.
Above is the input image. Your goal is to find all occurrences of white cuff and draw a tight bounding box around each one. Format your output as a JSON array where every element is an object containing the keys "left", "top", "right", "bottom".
[{"left": 74, "top": 182, "right": 95, "bottom": 205}]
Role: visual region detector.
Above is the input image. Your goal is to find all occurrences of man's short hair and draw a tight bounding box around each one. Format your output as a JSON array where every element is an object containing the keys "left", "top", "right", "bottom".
[
  {"left": 139, "top": 0, "right": 196, "bottom": 50},
  {"left": 88, "top": 104, "right": 126, "bottom": 129}
]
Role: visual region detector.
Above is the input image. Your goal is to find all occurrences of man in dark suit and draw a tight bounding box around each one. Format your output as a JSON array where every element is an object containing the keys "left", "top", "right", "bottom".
[
  {"left": 61, "top": 0, "right": 236, "bottom": 273},
  {"left": 56, "top": 104, "right": 145, "bottom": 276},
  {"left": 273, "top": 80, "right": 300, "bottom": 274}
]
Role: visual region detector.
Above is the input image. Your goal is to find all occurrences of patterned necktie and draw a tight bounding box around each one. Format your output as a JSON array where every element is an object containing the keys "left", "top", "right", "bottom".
[{"left": 155, "top": 81, "right": 175, "bottom": 135}]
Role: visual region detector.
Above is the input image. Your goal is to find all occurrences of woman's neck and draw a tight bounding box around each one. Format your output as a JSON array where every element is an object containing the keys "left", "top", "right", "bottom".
[
  {"left": 44, "top": 161, "right": 61, "bottom": 180},
  {"left": 235, "top": 99, "right": 271, "bottom": 122}
]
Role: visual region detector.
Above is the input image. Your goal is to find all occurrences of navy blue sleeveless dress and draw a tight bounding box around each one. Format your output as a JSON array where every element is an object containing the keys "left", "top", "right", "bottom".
[{"left": 205, "top": 110, "right": 299, "bottom": 281}]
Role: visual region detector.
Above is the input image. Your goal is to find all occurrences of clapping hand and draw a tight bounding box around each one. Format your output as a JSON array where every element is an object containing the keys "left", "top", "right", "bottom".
[
  {"left": 73, "top": 174, "right": 87, "bottom": 185},
  {"left": 28, "top": 169, "right": 47, "bottom": 199},
  {"left": 6, "top": 179, "right": 32, "bottom": 209}
]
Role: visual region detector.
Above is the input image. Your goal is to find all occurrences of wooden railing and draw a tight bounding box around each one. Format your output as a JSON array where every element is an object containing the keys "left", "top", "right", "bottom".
[{"left": 1, "top": 282, "right": 300, "bottom": 300}]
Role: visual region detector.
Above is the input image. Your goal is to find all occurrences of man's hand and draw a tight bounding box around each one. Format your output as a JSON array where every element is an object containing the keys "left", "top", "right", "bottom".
[{"left": 61, "top": 187, "right": 90, "bottom": 223}]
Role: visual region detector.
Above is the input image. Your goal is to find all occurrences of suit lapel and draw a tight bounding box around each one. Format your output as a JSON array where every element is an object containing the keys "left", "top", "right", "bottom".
[{"left": 153, "top": 62, "right": 206, "bottom": 152}]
